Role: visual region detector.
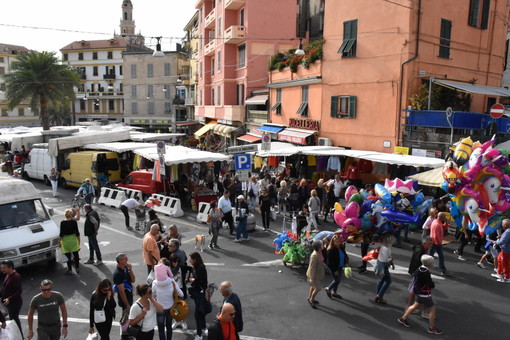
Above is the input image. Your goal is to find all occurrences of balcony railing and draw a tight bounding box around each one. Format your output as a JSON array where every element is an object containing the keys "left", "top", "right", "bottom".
[
  {"left": 225, "top": 0, "right": 245, "bottom": 10},
  {"left": 224, "top": 25, "right": 246, "bottom": 44},
  {"left": 204, "top": 40, "right": 215, "bottom": 56},
  {"left": 192, "top": 51, "right": 199, "bottom": 60},
  {"left": 406, "top": 110, "right": 510, "bottom": 134},
  {"left": 205, "top": 8, "right": 216, "bottom": 29},
  {"left": 185, "top": 97, "right": 196, "bottom": 106},
  {"left": 191, "top": 26, "right": 198, "bottom": 38}
]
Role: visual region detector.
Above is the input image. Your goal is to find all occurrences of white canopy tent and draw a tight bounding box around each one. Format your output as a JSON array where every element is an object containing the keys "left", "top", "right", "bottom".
[
  {"left": 48, "top": 130, "right": 132, "bottom": 156},
  {"left": 133, "top": 145, "right": 229, "bottom": 166},
  {"left": 83, "top": 142, "right": 155, "bottom": 153},
  {"left": 408, "top": 167, "right": 444, "bottom": 187},
  {"left": 130, "top": 133, "right": 185, "bottom": 142},
  {"left": 257, "top": 146, "right": 444, "bottom": 168}
]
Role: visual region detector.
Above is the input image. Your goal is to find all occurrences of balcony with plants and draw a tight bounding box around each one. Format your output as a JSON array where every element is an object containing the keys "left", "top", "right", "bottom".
[{"left": 269, "top": 40, "right": 323, "bottom": 74}]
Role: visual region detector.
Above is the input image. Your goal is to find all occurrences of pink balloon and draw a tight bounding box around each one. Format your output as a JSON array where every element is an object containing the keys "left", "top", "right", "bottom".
[
  {"left": 145, "top": 199, "right": 154, "bottom": 208},
  {"left": 342, "top": 217, "right": 361, "bottom": 230},
  {"left": 334, "top": 211, "right": 347, "bottom": 227},
  {"left": 345, "top": 185, "right": 358, "bottom": 202},
  {"left": 344, "top": 202, "right": 360, "bottom": 218}
]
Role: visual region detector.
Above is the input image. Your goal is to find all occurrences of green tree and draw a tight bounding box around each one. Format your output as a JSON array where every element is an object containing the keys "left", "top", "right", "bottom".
[{"left": 2, "top": 51, "right": 79, "bottom": 130}]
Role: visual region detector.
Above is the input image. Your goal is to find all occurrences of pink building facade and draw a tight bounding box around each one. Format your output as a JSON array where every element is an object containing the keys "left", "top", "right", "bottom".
[
  {"left": 268, "top": 0, "right": 509, "bottom": 152},
  {"left": 194, "top": 0, "right": 298, "bottom": 132}
]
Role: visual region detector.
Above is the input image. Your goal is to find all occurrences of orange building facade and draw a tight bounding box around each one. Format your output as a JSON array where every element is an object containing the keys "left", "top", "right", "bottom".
[{"left": 268, "top": 0, "right": 509, "bottom": 152}]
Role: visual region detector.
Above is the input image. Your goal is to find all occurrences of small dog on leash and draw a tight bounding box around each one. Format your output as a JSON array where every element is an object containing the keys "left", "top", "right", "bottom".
[{"left": 195, "top": 234, "right": 206, "bottom": 252}]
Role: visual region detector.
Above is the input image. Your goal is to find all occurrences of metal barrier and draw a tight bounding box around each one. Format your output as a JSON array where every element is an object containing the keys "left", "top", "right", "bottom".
[
  {"left": 98, "top": 187, "right": 126, "bottom": 208},
  {"left": 120, "top": 188, "right": 144, "bottom": 204},
  {"left": 196, "top": 202, "right": 212, "bottom": 224},
  {"left": 150, "top": 194, "right": 184, "bottom": 218}
]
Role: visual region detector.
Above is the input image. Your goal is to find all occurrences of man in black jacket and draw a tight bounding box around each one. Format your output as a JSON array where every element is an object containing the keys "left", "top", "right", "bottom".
[
  {"left": 219, "top": 281, "right": 243, "bottom": 333},
  {"left": 83, "top": 204, "right": 102, "bottom": 265},
  {"left": 207, "top": 303, "right": 239, "bottom": 340},
  {"left": 406, "top": 236, "right": 432, "bottom": 311}
]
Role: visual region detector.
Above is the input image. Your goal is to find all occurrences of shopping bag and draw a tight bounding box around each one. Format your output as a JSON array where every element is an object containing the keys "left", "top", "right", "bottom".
[
  {"left": 343, "top": 266, "right": 352, "bottom": 279},
  {"left": 0, "top": 321, "right": 22, "bottom": 340},
  {"left": 55, "top": 248, "right": 67, "bottom": 263},
  {"left": 270, "top": 208, "right": 277, "bottom": 221},
  {"left": 86, "top": 333, "right": 99, "bottom": 340}
]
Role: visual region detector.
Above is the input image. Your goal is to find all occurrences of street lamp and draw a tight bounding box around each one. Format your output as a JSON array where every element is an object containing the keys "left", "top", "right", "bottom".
[
  {"left": 295, "top": 38, "right": 305, "bottom": 56},
  {"left": 153, "top": 37, "right": 165, "bottom": 57}
]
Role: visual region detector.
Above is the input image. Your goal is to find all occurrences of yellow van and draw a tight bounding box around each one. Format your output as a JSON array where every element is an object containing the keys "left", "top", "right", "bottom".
[{"left": 59, "top": 151, "right": 121, "bottom": 189}]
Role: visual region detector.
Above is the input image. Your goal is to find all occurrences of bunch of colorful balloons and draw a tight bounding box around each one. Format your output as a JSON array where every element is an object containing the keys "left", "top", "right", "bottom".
[
  {"left": 333, "top": 181, "right": 430, "bottom": 241},
  {"left": 443, "top": 136, "right": 510, "bottom": 235}
]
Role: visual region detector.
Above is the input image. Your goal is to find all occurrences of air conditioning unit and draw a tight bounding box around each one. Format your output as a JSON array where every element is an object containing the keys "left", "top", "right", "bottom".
[{"left": 318, "top": 137, "right": 332, "bottom": 146}]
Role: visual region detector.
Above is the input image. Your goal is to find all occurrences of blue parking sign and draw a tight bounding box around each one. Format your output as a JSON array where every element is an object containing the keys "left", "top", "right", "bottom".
[{"left": 235, "top": 154, "right": 251, "bottom": 171}]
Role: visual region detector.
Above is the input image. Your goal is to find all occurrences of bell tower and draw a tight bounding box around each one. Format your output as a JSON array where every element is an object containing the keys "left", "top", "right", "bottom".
[{"left": 120, "top": 0, "right": 135, "bottom": 37}]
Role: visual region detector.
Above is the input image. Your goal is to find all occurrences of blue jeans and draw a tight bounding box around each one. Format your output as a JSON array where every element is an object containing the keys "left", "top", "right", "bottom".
[
  {"left": 157, "top": 309, "right": 173, "bottom": 340},
  {"left": 430, "top": 244, "right": 446, "bottom": 273},
  {"left": 376, "top": 263, "right": 391, "bottom": 298},
  {"left": 236, "top": 217, "right": 248, "bottom": 240},
  {"left": 327, "top": 268, "right": 342, "bottom": 293},
  {"left": 85, "top": 193, "right": 94, "bottom": 204},
  {"left": 88, "top": 235, "right": 102, "bottom": 261}
]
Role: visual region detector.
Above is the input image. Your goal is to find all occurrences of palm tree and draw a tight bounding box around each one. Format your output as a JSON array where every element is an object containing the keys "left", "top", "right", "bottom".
[{"left": 2, "top": 51, "right": 80, "bottom": 130}]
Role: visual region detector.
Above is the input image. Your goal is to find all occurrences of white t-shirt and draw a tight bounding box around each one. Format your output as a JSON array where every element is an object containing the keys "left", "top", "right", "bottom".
[
  {"left": 378, "top": 245, "right": 392, "bottom": 263},
  {"left": 129, "top": 300, "right": 157, "bottom": 332},
  {"left": 122, "top": 198, "right": 139, "bottom": 209}
]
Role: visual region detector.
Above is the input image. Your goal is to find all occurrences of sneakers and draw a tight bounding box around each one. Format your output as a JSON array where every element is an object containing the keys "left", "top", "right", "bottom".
[
  {"left": 457, "top": 255, "right": 466, "bottom": 261},
  {"left": 453, "top": 250, "right": 461, "bottom": 256},
  {"left": 491, "top": 273, "right": 503, "bottom": 279},
  {"left": 325, "top": 287, "right": 332, "bottom": 299},
  {"left": 233, "top": 239, "right": 241, "bottom": 243},
  {"left": 497, "top": 278, "right": 510, "bottom": 283},
  {"left": 428, "top": 327, "right": 444, "bottom": 335},
  {"left": 477, "top": 262, "right": 486, "bottom": 269},
  {"left": 208, "top": 244, "right": 213, "bottom": 250},
  {"left": 420, "top": 312, "right": 430, "bottom": 320},
  {"left": 84, "top": 259, "right": 95, "bottom": 264},
  {"left": 358, "top": 267, "right": 367, "bottom": 275},
  {"left": 94, "top": 261, "right": 103, "bottom": 266},
  {"left": 397, "top": 318, "right": 410, "bottom": 328}
]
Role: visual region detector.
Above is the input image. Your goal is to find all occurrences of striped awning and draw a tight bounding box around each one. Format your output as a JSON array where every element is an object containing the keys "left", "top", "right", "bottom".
[
  {"left": 408, "top": 167, "right": 443, "bottom": 187},
  {"left": 194, "top": 123, "right": 216, "bottom": 138}
]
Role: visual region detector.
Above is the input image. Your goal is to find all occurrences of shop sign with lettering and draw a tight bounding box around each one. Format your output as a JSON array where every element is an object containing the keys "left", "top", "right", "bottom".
[{"left": 288, "top": 118, "right": 320, "bottom": 131}]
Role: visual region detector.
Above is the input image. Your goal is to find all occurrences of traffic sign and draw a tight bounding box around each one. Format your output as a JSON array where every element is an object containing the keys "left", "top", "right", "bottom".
[
  {"left": 157, "top": 141, "right": 166, "bottom": 154},
  {"left": 234, "top": 154, "right": 251, "bottom": 171},
  {"left": 262, "top": 133, "right": 271, "bottom": 151},
  {"left": 227, "top": 145, "right": 258, "bottom": 154},
  {"left": 490, "top": 103, "right": 505, "bottom": 119}
]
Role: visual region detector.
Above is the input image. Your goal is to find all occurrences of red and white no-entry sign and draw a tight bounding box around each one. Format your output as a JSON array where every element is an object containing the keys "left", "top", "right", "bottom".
[{"left": 490, "top": 103, "right": 505, "bottom": 119}]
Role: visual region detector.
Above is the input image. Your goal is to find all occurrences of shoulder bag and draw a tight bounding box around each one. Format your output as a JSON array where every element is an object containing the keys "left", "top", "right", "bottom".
[
  {"left": 93, "top": 296, "right": 107, "bottom": 324},
  {"left": 126, "top": 302, "right": 144, "bottom": 337},
  {"left": 169, "top": 280, "right": 189, "bottom": 321}
]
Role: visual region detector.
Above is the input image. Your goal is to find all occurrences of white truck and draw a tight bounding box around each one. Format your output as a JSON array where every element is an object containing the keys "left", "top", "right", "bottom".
[
  {"left": 23, "top": 144, "right": 58, "bottom": 185},
  {"left": 0, "top": 178, "right": 60, "bottom": 267}
]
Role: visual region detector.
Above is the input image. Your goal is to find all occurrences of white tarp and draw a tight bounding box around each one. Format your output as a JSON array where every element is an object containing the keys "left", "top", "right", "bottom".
[
  {"left": 83, "top": 142, "right": 156, "bottom": 153},
  {"left": 48, "top": 130, "right": 131, "bottom": 156},
  {"left": 408, "top": 167, "right": 444, "bottom": 187},
  {"left": 133, "top": 145, "right": 229, "bottom": 165},
  {"left": 257, "top": 146, "right": 444, "bottom": 168},
  {"left": 130, "top": 133, "right": 185, "bottom": 142}
]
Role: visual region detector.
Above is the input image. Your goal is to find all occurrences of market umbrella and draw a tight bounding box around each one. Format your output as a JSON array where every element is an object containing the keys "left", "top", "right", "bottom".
[{"left": 408, "top": 167, "right": 443, "bottom": 187}]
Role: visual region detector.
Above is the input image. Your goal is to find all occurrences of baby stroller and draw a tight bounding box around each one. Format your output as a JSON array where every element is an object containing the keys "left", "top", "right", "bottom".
[{"left": 135, "top": 206, "right": 149, "bottom": 232}]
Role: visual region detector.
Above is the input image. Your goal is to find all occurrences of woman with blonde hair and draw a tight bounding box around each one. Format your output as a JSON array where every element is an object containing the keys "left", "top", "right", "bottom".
[
  {"left": 60, "top": 209, "right": 81, "bottom": 275},
  {"left": 277, "top": 180, "right": 289, "bottom": 215}
]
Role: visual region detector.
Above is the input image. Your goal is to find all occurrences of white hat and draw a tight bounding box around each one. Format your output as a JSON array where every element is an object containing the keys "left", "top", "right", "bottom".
[{"left": 237, "top": 195, "right": 244, "bottom": 200}]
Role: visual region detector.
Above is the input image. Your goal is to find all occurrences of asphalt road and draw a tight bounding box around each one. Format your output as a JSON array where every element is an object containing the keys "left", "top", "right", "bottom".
[{"left": 2, "top": 175, "right": 509, "bottom": 340}]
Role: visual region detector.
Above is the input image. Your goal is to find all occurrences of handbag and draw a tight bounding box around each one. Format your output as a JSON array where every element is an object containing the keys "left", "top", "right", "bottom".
[
  {"left": 93, "top": 298, "right": 107, "bottom": 324},
  {"left": 126, "top": 302, "right": 144, "bottom": 337},
  {"left": 0, "top": 302, "right": 8, "bottom": 318},
  {"left": 55, "top": 247, "right": 67, "bottom": 263},
  {"left": 86, "top": 333, "right": 99, "bottom": 340},
  {"left": 169, "top": 281, "right": 189, "bottom": 321}
]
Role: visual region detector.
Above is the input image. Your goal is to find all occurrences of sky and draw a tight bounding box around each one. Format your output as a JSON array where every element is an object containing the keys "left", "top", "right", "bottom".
[{"left": 0, "top": 0, "right": 197, "bottom": 54}]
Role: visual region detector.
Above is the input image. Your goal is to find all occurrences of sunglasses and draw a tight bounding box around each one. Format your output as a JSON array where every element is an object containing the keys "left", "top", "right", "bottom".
[
  {"left": 102, "top": 288, "right": 111, "bottom": 292},
  {"left": 41, "top": 288, "right": 52, "bottom": 292}
]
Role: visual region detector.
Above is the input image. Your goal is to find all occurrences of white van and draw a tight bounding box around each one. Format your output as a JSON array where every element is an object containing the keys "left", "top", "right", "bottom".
[
  {"left": 0, "top": 178, "right": 60, "bottom": 267},
  {"left": 23, "top": 144, "right": 57, "bottom": 185}
]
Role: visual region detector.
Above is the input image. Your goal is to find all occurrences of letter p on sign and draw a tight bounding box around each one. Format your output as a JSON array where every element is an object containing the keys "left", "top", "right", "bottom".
[{"left": 235, "top": 154, "right": 251, "bottom": 171}]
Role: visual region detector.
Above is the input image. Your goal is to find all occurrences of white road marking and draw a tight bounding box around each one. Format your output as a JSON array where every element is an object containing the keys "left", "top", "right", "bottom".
[
  {"left": 243, "top": 259, "right": 284, "bottom": 267},
  {"left": 18, "top": 315, "right": 276, "bottom": 340},
  {"left": 204, "top": 262, "right": 225, "bottom": 266}
]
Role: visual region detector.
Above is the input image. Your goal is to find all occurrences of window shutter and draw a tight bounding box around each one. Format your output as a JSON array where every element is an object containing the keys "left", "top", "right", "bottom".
[
  {"left": 331, "top": 96, "right": 338, "bottom": 118},
  {"left": 481, "top": 0, "right": 490, "bottom": 29},
  {"left": 468, "top": 0, "right": 478, "bottom": 27},
  {"left": 349, "top": 96, "right": 357, "bottom": 118},
  {"left": 350, "top": 20, "right": 358, "bottom": 40},
  {"left": 344, "top": 21, "right": 351, "bottom": 40}
]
